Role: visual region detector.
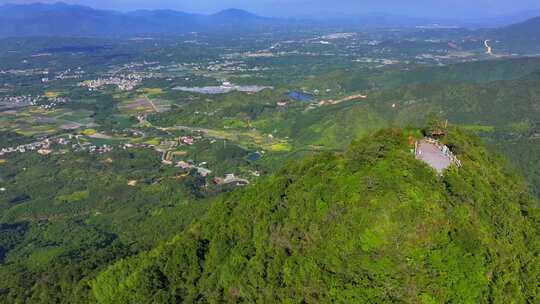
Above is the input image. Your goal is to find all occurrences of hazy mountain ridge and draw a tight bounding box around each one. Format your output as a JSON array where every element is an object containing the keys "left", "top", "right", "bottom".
[
  {"left": 1, "top": 2, "right": 540, "bottom": 38},
  {"left": 0, "top": 2, "right": 276, "bottom": 37}
]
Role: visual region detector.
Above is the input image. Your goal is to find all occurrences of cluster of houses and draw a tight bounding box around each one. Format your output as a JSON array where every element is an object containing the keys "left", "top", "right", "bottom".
[
  {"left": 322, "top": 33, "right": 357, "bottom": 40},
  {"left": 176, "top": 160, "right": 212, "bottom": 177},
  {"left": 175, "top": 160, "right": 250, "bottom": 186},
  {"left": 1, "top": 131, "right": 255, "bottom": 189},
  {"left": 79, "top": 74, "right": 143, "bottom": 92},
  {"left": 205, "top": 60, "right": 246, "bottom": 72},
  {"left": 38, "top": 96, "right": 70, "bottom": 110},
  {"left": 0, "top": 137, "right": 69, "bottom": 157},
  {"left": 86, "top": 144, "right": 114, "bottom": 154},
  {"left": 0, "top": 68, "right": 49, "bottom": 77},
  {"left": 158, "top": 134, "right": 253, "bottom": 187},
  {"left": 0, "top": 95, "right": 70, "bottom": 110},
  {"left": 159, "top": 135, "right": 199, "bottom": 165},
  {"left": 180, "top": 57, "right": 270, "bottom": 77},
  {"left": 73, "top": 59, "right": 183, "bottom": 92},
  {"left": 0, "top": 134, "right": 118, "bottom": 157},
  {"left": 79, "top": 139, "right": 185, "bottom": 156},
  {"left": 54, "top": 67, "right": 85, "bottom": 81},
  {"left": 0, "top": 95, "right": 41, "bottom": 107}
]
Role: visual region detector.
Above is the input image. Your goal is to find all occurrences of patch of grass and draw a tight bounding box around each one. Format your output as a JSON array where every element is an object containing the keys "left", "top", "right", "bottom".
[
  {"left": 510, "top": 121, "right": 532, "bottom": 133},
  {"left": 15, "top": 126, "right": 58, "bottom": 136},
  {"left": 129, "top": 137, "right": 145, "bottom": 143},
  {"left": 44, "top": 91, "right": 63, "bottom": 99},
  {"left": 28, "top": 107, "right": 50, "bottom": 115},
  {"left": 144, "top": 138, "right": 161, "bottom": 146},
  {"left": 268, "top": 142, "right": 292, "bottom": 152},
  {"left": 138, "top": 88, "right": 164, "bottom": 95},
  {"left": 112, "top": 115, "right": 136, "bottom": 129},
  {"left": 55, "top": 190, "right": 90, "bottom": 205},
  {"left": 27, "top": 246, "right": 65, "bottom": 271},
  {"left": 223, "top": 118, "right": 248, "bottom": 129},
  {"left": 172, "top": 151, "right": 188, "bottom": 156},
  {"left": 82, "top": 129, "right": 98, "bottom": 136},
  {"left": 461, "top": 125, "right": 495, "bottom": 132}
]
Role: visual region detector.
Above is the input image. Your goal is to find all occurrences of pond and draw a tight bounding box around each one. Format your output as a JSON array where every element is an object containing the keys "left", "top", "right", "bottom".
[
  {"left": 247, "top": 152, "right": 262, "bottom": 162},
  {"left": 286, "top": 90, "right": 314, "bottom": 102}
]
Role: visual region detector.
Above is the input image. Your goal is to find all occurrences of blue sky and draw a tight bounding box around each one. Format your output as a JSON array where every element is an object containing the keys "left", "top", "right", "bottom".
[{"left": 2, "top": 0, "right": 540, "bottom": 18}]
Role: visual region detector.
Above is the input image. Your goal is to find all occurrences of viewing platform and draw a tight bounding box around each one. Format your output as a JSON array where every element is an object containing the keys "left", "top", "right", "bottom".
[{"left": 415, "top": 138, "right": 461, "bottom": 174}]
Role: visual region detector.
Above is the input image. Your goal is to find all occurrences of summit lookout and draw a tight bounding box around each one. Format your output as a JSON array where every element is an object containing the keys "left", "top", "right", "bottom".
[{"left": 415, "top": 138, "right": 461, "bottom": 174}]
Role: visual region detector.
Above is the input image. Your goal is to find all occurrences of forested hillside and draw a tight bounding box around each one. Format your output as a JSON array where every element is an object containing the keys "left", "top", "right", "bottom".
[
  {"left": 3, "top": 31, "right": 540, "bottom": 303},
  {"left": 0, "top": 149, "right": 210, "bottom": 303},
  {"left": 91, "top": 129, "right": 540, "bottom": 303},
  {"left": 216, "top": 65, "right": 540, "bottom": 196}
]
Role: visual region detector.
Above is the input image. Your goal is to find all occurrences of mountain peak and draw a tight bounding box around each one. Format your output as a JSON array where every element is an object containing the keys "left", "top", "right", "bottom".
[{"left": 211, "top": 8, "right": 261, "bottom": 19}]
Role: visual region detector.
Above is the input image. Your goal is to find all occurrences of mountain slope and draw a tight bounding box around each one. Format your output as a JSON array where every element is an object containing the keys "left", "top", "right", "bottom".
[
  {"left": 284, "top": 65, "right": 540, "bottom": 193},
  {"left": 91, "top": 129, "right": 540, "bottom": 303},
  {"left": 494, "top": 16, "right": 540, "bottom": 40}
]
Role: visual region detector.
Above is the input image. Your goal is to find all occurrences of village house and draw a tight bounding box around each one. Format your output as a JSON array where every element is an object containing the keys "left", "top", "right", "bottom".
[
  {"left": 37, "top": 149, "right": 52, "bottom": 156},
  {"left": 214, "top": 174, "right": 250, "bottom": 186},
  {"left": 180, "top": 136, "right": 195, "bottom": 145}
]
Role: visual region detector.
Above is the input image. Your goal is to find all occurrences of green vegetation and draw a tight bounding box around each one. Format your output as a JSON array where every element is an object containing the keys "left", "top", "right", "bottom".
[
  {"left": 55, "top": 190, "right": 90, "bottom": 205},
  {"left": 0, "top": 149, "right": 209, "bottom": 303},
  {"left": 81, "top": 129, "right": 97, "bottom": 136},
  {"left": 2, "top": 32, "right": 540, "bottom": 303},
  {"left": 91, "top": 129, "right": 540, "bottom": 303}
]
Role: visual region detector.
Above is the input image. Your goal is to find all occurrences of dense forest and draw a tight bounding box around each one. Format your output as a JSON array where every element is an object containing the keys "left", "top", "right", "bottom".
[
  {"left": 0, "top": 148, "right": 210, "bottom": 303},
  {"left": 84, "top": 129, "right": 540, "bottom": 303}
]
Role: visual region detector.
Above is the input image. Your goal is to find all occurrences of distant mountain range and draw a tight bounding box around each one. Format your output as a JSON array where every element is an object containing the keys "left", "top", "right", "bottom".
[
  {"left": 0, "top": 3, "right": 281, "bottom": 37},
  {"left": 0, "top": 2, "right": 540, "bottom": 38}
]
